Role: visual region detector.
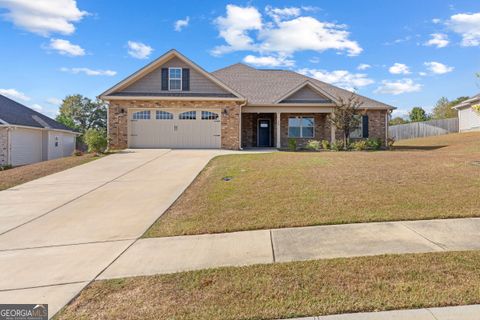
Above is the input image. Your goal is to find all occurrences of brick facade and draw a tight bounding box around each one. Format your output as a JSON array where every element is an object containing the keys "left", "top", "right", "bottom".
[
  {"left": 107, "top": 100, "right": 242, "bottom": 150},
  {"left": 0, "top": 127, "right": 8, "bottom": 165},
  {"left": 365, "top": 110, "right": 387, "bottom": 141},
  {"left": 280, "top": 113, "right": 331, "bottom": 148},
  {"left": 241, "top": 113, "right": 277, "bottom": 148}
]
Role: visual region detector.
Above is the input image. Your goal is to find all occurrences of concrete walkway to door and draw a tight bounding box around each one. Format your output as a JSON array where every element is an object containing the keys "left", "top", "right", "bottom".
[
  {"left": 0, "top": 149, "right": 245, "bottom": 318},
  {"left": 100, "top": 217, "right": 480, "bottom": 279}
]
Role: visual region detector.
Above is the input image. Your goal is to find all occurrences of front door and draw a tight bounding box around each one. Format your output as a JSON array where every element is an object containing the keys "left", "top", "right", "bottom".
[{"left": 258, "top": 119, "right": 271, "bottom": 147}]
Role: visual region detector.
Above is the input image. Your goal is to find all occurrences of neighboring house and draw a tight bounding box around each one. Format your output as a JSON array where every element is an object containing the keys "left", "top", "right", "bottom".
[
  {"left": 0, "top": 94, "right": 78, "bottom": 166},
  {"left": 452, "top": 94, "right": 480, "bottom": 132},
  {"left": 100, "top": 49, "right": 394, "bottom": 150}
]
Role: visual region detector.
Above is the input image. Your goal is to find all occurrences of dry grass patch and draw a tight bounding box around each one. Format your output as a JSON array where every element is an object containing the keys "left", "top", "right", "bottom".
[
  {"left": 0, "top": 154, "right": 101, "bottom": 191},
  {"left": 56, "top": 251, "right": 480, "bottom": 320},
  {"left": 146, "top": 132, "right": 480, "bottom": 237}
]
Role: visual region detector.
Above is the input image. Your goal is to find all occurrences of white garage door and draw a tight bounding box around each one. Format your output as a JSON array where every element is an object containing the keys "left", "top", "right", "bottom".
[
  {"left": 11, "top": 128, "right": 43, "bottom": 165},
  {"left": 129, "top": 109, "right": 221, "bottom": 149}
]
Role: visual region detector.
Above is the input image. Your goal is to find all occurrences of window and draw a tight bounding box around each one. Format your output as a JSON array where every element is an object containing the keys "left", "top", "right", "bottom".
[
  {"left": 132, "top": 110, "right": 151, "bottom": 120},
  {"left": 156, "top": 110, "right": 173, "bottom": 120},
  {"left": 288, "top": 117, "right": 314, "bottom": 138},
  {"left": 201, "top": 111, "right": 219, "bottom": 120},
  {"left": 179, "top": 111, "right": 196, "bottom": 120},
  {"left": 350, "top": 115, "right": 362, "bottom": 138},
  {"left": 169, "top": 68, "right": 182, "bottom": 90}
]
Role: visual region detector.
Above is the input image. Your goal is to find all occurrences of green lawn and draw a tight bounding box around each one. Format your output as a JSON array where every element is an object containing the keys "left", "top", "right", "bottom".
[
  {"left": 145, "top": 132, "right": 480, "bottom": 237},
  {"left": 55, "top": 251, "right": 480, "bottom": 320}
]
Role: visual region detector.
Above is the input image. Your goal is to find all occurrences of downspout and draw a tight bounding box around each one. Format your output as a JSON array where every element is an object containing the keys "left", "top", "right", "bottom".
[
  {"left": 238, "top": 100, "right": 247, "bottom": 150},
  {"left": 7, "top": 127, "right": 12, "bottom": 165}
]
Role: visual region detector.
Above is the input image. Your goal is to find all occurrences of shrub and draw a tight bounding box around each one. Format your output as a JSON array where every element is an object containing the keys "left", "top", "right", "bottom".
[
  {"left": 84, "top": 129, "right": 107, "bottom": 153},
  {"left": 73, "top": 149, "right": 83, "bottom": 156},
  {"left": 472, "top": 104, "right": 480, "bottom": 114},
  {"left": 0, "top": 164, "right": 13, "bottom": 171},
  {"left": 366, "top": 138, "right": 382, "bottom": 150},
  {"left": 305, "top": 140, "right": 321, "bottom": 151},
  {"left": 351, "top": 140, "right": 368, "bottom": 151},
  {"left": 331, "top": 140, "right": 344, "bottom": 151},
  {"left": 321, "top": 140, "right": 330, "bottom": 150},
  {"left": 288, "top": 138, "right": 297, "bottom": 151},
  {"left": 387, "top": 137, "right": 396, "bottom": 150}
]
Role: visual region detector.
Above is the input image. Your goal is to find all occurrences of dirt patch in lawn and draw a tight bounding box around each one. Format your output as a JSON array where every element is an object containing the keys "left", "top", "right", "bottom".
[
  {"left": 55, "top": 251, "right": 480, "bottom": 320},
  {"left": 145, "top": 132, "right": 480, "bottom": 237},
  {"left": 0, "top": 154, "right": 101, "bottom": 191}
]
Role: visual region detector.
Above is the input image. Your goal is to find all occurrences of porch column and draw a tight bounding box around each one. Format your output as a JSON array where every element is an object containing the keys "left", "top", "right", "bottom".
[
  {"left": 276, "top": 112, "right": 281, "bottom": 148},
  {"left": 330, "top": 112, "right": 336, "bottom": 143}
]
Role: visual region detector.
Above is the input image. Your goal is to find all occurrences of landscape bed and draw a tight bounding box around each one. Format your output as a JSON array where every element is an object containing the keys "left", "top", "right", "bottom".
[{"left": 56, "top": 251, "right": 480, "bottom": 320}]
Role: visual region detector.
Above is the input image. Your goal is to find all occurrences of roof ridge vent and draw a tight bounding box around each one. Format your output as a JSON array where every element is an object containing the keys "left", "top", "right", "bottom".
[{"left": 32, "top": 115, "right": 51, "bottom": 128}]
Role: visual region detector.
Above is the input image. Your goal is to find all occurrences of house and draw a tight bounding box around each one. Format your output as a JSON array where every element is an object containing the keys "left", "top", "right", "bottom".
[
  {"left": 0, "top": 94, "right": 78, "bottom": 166},
  {"left": 100, "top": 49, "right": 394, "bottom": 150},
  {"left": 452, "top": 94, "right": 480, "bottom": 132}
]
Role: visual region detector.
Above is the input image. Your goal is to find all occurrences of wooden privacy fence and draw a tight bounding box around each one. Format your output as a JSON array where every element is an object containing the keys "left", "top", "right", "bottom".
[{"left": 389, "top": 118, "right": 459, "bottom": 140}]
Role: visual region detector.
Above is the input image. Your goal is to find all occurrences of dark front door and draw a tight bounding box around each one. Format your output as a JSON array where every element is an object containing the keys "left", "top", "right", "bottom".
[{"left": 258, "top": 119, "right": 271, "bottom": 147}]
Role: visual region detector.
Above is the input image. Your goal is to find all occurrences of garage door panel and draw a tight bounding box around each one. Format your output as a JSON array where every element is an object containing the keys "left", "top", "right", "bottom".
[
  {"left": 11, "top": 128, "right": 43, "bottom": 165},
  {"left": 129, "top": 109, "right": 221, "bottom": 149}
]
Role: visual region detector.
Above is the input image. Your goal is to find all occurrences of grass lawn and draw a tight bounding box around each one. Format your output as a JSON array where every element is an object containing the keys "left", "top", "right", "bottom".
[
  {"left": 0, "top": 154, "right": 101, "bottom": 191},
  {"left": 145, "top": 132, "right": 480, "bottom": 237},
  {"left": 56, "top": 251, "right": 480, "bottom": 320}
]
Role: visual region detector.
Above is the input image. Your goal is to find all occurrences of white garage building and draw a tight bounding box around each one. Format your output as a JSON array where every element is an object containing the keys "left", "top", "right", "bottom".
[
  {"left": 0, "top": 94, "right": 78, "bottom": 166},
  {"left": 453, "top": 93, "right": 480, "bottom": 132}
]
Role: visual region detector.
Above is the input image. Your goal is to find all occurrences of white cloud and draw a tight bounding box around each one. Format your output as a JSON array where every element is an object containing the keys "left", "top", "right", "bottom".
[
  {"left": 212, "top": 5, "right": 362, "bottom": 57},
  {"left": 243, "top": 54, "right": 294, "bottom": 67},
  {"left": 298, "top": 69, "right": 374, "bottom": 91},
  {"left": 174, "top": 16, "right": 190, "bottom": 32},
  {"left": 425, "top": 33, "right": 449, "bottom": 48},
  {"left": 46, "top": 97, "right": 62, "bottom": 105},
  {"left": 432, "top": 18, "right": 441, "bottom": 24},
  {"left": 419, "top": 72, "right": 427, "bottom": 76},
  {"left": 127, "top": 41, "right": 154, "bottom": 59},
  {"left": 48, "top": 38, "right": 85, "bottom": 56},
  {"left": 448, "top": 12, "right": 480, "bottom": 46},
  {"left": 31, "top": 104, "right": 43, "bottom": 111},
  {"left": 212, "top": 5, "right": 262, "bottom": 55},
  {"left": 60, "top": 67, "right": 117, "bottom": 76},
  {"left": 424, "top": 61, "right": 454, "bottom": 74},
  {"left": 265, "top": 6, "right": 301, "bottom": 22},
  {"left": 0, "top": 88, "right": 30, "bottom": 101},
  {"left": 0, "top": 0, "right": 87, "bottom": 36},
  {"left": 357, "top": 63, "right": 371, "bottom": 70},
  {"left": 389, "top": 63, "right": 410, "bottom": 75},
  {"left": 375, "top": 79, "right": 422, "bottom": 95}
]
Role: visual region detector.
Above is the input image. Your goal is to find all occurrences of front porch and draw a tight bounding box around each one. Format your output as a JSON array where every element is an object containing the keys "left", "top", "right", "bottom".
[{"left": 241, "top": 111, "right": 335, "bottom": 149}]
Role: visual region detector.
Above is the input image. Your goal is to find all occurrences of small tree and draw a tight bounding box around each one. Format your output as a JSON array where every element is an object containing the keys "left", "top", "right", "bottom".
[
  {"left": 84, "top": 129, "right": 107, "bottom": 154},
  {"left": 409, "top": 107, "right": 429, "bottom": 122},
  {"left": 389, "top": 117, "right": 408, "bottom": 125},
  {"left": 329, "top": 94, "right": 364, "bottom": 150}
]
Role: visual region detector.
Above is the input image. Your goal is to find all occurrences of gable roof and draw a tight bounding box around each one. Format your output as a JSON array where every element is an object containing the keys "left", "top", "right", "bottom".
[
  {"left": 100, "top": 49, "right": 244, "bottom": 100},
  {"left": 0, "top": 94, "right": 75, "bottom": 131},
  {"left": 212, "top": 63, "right": 394, "bottom": 109},
  {"left": 275, "top": 81, "right": 336, "bottom": 104},
  {"left": 452, "top": 93, "right": 480, "bottom": 110}
]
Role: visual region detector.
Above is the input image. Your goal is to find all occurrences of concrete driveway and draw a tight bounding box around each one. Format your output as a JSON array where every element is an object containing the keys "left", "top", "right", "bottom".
[{"left": 0, "top": 149, "right": 232, "bottom": 318}]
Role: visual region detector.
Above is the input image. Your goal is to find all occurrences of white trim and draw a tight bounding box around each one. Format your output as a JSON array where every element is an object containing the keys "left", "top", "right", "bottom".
[
  {"left": 287, "top": 116, "right": 315, "bottom": 139},
  {"left": 243, "top": 106, "right": 334, "bottom": 113},
  {"left": 0, "top": 117, "right": 9, "bottom": 125},
  {"left": 168, "top": 67, "right": 182, "bottom": 91},
  {"left": 99, "top": 49, "right": 244, "bottom": 99},
  {"left": 101, "top": 95, "right": 243, "bottom": 102},
  {"left": 0, "top": 124, "right": 79, "bottom": 135},
  {"left": 257, "top": 118, "right": 272, "bottom": 147},
  {"left": 274, "top": 81, "right": 338, "bottom": 104}
]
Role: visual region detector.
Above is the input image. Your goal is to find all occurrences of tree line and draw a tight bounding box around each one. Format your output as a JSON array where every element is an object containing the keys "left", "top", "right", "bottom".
[{"left": 389, "top": 96, "right": 469, "bottom": 125}]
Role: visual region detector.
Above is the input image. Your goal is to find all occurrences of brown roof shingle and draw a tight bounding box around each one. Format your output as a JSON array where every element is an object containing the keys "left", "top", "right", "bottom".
[{"left": 212, "top": 63, "right": 394, "bottom": 109}]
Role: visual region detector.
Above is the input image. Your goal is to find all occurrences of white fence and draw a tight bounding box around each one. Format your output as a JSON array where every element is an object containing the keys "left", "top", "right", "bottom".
[{"left": 389, "top": 118, "right": 459, "bottom": 140}]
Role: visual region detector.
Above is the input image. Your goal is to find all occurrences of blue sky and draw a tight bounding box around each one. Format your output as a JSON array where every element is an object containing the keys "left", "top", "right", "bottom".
[{"left": 0, "top": 0, "right": 479, "bottom": 119}]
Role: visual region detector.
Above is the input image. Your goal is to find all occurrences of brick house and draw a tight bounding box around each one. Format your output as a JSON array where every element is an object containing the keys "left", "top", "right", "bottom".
[{"left": 100, "top": 49, "right": 394, "bottom": 150}]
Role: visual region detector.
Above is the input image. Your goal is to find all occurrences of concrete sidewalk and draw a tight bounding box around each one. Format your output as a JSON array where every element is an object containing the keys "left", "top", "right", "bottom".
[
  {"left": 100, "top": 217, "right": 480, "bottom": 279},
  {"left": 287, "top": 304, "right": 480, "bottom": 320}
]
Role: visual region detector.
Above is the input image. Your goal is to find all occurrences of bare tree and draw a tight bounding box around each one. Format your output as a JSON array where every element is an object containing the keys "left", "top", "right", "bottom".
[{"left": 328, "top": 94, "right": 364, "bottom": 149}]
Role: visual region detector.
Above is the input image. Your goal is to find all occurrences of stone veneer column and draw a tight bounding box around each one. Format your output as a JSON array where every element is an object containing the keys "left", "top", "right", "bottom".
[{"left": 276, "top": 112, "right": 281, "bottom": 148}]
